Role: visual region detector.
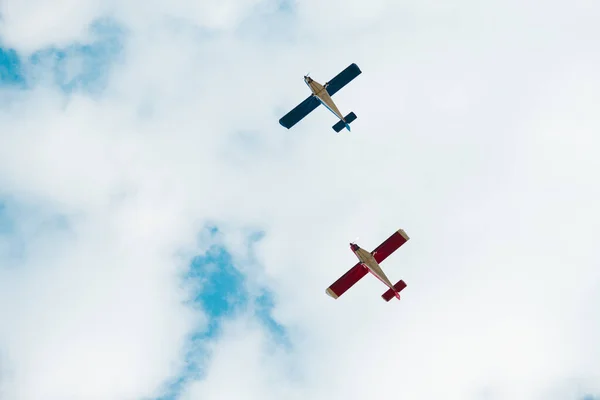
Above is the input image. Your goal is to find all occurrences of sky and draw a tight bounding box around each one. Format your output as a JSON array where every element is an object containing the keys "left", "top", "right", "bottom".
[{"left": 1, "top": 0, "right": 600, "bottom": 399}]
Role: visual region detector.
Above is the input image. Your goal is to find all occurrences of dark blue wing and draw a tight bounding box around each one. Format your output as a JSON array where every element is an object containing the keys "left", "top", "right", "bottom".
[
  {"left": 325, "top": 63, "right": 362, "bottom": 97},
  {"left": 279, "top": 95, "right": 321, "bottom": 129}
]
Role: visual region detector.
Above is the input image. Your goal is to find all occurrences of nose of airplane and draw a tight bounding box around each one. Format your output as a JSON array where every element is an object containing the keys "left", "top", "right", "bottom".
[{"left": 350, "top": 243, "right": 359, "bottom": 251}]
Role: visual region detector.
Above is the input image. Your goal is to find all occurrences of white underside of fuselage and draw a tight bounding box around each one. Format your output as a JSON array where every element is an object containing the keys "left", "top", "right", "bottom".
[
  {"left": 305, "top": 79, "right": 345, "bottom": 121},
  {"left": 353, "top": 247, "right": 395, "bottom": 289}
]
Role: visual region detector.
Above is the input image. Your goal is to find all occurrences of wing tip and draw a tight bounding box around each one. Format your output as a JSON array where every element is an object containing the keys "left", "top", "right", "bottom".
[
  {"left": 326, "top": 288, "right": 339, "bottom": 299},
  {"left": 278, "top": 118, "right": 291, "bottom": 129},
  {"left": 397, "top": 229, "right": 410, "bottom": 241}
]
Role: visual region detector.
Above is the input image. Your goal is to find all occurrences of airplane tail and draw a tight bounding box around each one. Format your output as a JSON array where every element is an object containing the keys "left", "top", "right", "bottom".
[
  {"left": 382, "top": 279, "right": 407, "bottom": 302},
  {"left": 332, "top": 112, "right": 357, "bottom": 133}
]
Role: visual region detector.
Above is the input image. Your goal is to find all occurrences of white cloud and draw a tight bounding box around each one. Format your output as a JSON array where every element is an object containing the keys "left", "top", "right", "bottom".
[
  {"left": 0, "top": 198, "right": 204, "bottom": 400},
  {"left": 1, "top": 0, "right": 600, "bottom": 399},
  {"left": 179, "top": 315, "right": 303, "bottom": 400}
]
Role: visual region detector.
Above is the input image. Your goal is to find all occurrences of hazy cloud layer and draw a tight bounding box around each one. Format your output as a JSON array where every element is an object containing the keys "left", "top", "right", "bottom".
[{"left": 1, "top": 0, "right": 600, "bottom": 399}]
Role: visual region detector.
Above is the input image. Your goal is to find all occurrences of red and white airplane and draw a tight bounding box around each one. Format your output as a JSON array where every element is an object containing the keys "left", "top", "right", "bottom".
[{"left": 326, "top": 229, "right": 410, "bottom": 302}]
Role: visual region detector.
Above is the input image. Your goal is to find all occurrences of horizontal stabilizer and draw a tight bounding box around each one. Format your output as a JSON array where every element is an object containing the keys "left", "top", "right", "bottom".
[
  {"left": 345, "top": 112, "right": 357, "bottom": 123},
  {"left": 332, "top": 112, "right": 358, "bottom": 133},
  {"left": 382, "top": 279, "right": 407, "bottom": 302}
]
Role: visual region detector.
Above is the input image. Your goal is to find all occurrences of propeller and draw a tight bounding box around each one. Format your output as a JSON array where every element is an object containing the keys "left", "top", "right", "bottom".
[{"left": 350, "top": 236, "right": 359, "bottom": 245}]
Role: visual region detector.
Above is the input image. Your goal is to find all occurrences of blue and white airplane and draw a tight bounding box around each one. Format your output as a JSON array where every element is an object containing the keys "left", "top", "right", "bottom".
[{"left": 279, "top": 63, "right": 362, "bottom": 133}]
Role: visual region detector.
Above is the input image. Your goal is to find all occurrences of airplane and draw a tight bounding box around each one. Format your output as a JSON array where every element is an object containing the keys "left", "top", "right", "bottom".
[
  {"left": 326, "top": 229, "right": 410, "bottom": 302},
  {"left": 279, "top": 63, "right": 362, "bottom": 133}
]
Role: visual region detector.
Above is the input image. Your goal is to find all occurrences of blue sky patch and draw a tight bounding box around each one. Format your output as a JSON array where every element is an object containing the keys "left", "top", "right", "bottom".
[
  {"left": 190, "top": 245, "right": 249, "bottom": 325},
  {"left": 153, "top": 227, "right": 288, "bottom": 400},
  {"left": 254, "top": 288, "right": 290, "bottom": 347},
  {"left": 0, "top": 17, "right": 125, "bottom": 95},
  {"left": 153, "top": 245, "right": 248, "bottom": 400},
  {"left": 0, "top": 48, "right": 25, "bottom": 86}
]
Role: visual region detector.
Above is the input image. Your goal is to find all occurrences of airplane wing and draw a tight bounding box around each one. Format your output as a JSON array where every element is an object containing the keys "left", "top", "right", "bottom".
[
  {"left": 325, "top": 262, "right": 368, "bottom": 299},
  {"left": 372, "top": 229, "right": 410, "bottom": 264},
  {"left": 279, "top": 95, "right": 321, "bottom": 129},
  {"left": 324, "top": 63, "right": 362, "bottom": 97}
]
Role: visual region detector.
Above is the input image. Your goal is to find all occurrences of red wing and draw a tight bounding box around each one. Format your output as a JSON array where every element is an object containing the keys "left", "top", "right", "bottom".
[
  {"left": 372, "top": 229, "right": 410, "bottom": 264},
  {"left": 325, "top": 263, "right": 368, "bottom": 299}
]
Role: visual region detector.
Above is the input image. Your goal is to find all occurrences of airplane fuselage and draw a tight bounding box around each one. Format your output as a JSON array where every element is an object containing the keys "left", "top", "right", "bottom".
[
  {"left": 304, "top": 77, "right": 346, "bottom": 122},
  {"left": 351, "top": 246, "right": 396, "bottom": 291}
]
